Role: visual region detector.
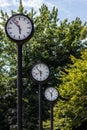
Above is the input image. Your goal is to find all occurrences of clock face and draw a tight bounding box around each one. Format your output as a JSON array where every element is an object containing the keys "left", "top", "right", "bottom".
[
  {"left": 45, "top": 87, "right": 58, "bottom": 101},
  {"left": 5, "top": 14, "right": 34, "bottom": 41},
  {"left": 31, "top": 63, "right": 50, "bottom": 82}
]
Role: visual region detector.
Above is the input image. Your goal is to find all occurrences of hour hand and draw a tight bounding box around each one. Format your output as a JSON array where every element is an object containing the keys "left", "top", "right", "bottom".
[{"left": 18, "top": 26, "right": 21, "bottom": 34}]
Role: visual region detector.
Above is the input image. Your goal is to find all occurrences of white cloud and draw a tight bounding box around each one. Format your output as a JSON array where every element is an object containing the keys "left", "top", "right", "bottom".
[
  {"left": 22, "top": 0, "right": 44, "bottom": 8},
  {"left": 0, "top": 0, "right": 86, "bottom": 23},
  {"left": 22, "top": 0, "right": 54, "bottom": 11},
  {"left": 0, "top": 0, "right": 54, "bottom": 13},
  {"left": 0, "top": 0, "right": 53, "bottom": 9},
  {"left": 0, "top": 0, "right": 10, "bottom": 7},
  {"left": 0, "top": 0, "right": 75, "bottom": 22},
  {"left": 12, "top": 0, "right": 19, "bottom": 6}
]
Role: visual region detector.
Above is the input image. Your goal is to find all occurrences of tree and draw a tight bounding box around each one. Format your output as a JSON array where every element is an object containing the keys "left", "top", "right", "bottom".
[
  {"left": 22, "top": 6, "right": 87, "bottom": 129},
  {"left": 0, "top": 1, "right": 87, "bottom": 130},
  {"left": 46, "top": 49, "right": 87, "bottom": 130}
]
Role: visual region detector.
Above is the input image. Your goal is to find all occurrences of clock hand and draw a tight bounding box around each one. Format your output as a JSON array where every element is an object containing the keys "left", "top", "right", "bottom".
[
  {"left": 50, "top": 92, "right": 53, "bottom": 99},
  {"left": 36, "top": 67, "right": 42, "bottom": 75},
  {"left": 39, "top": 70, "right": 42, "bottom": 77},
  {"left": 36, "top": 66, "right": 40, "bottom": 72},
  {"left": 48, "top": 89, "right": 53, "bottom": 99},
  {"left": 18, "top": 26, "right": 22, "bottom": 34},
  {"left": 12, "top": 20, "right": 19, "bottom": 27},
  {"left": 12, "top": 20, "right": 22, "bottom": 34},
  {"left": 49, "top": 88, "right": 53, "bottom": 93},
  {"left": 36, "top": 66, "right": 43, "bottom": 78}
]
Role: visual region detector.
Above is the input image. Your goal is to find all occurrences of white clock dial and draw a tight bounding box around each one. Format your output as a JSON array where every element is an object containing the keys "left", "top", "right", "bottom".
[
  {"left": 5, "top": 14, "right": 34, "bottom": 41},
  {"left": 31, "top": 63, "right": 49, "bottom": 82},
  {"left": 45, "top": 87, "right": 58, "bottom": 101}
]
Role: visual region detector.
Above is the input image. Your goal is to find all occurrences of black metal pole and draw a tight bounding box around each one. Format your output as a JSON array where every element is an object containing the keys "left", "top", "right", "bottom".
[
  {"left": 39, "top": 84, "right": 43, "bottom": 130},
  {"left": 17, "top": 43, "right": 23, "bottom": 130},
  {"left": 50, "top": 103, "right": 53, "bottom": 130}
]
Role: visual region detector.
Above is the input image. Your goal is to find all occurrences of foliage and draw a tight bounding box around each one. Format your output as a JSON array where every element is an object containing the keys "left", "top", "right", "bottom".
[
  {"left": 44, "top": 49, "right": 87, "bottom": 130},
  {"left": 0, "top": 1, "right": 87, "bottom": 130}
]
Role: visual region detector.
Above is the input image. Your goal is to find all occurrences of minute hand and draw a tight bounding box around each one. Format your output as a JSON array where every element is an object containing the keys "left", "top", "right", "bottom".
[
  {"left": 36, "top": 67, "right": 42, "bottom": 77},
  {"left": 12, "top": 20, "right": 19, "bottom": 27},
  {"left": 12, "top": 20, "right": 21, "bottom": 34}
]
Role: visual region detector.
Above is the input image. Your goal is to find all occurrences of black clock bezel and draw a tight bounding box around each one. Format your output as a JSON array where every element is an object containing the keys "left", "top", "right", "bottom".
[
  {"left": 5, "top": 14, "right": 34, "bottom": 42},
  {"left": 44, "top": 87, "right": 59, "bottom": 102},
  {"left": 31, "top": 63, "right": 50, "bottom": 83}
]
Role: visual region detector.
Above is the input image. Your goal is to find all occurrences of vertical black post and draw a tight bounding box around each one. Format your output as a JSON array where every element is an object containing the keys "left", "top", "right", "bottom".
[
  {"left": 50, "top": 103, "right": 53, "bottom": 130},
  {"left": 39, "top": 84, "right": 43, "bottom": 130},
  {"left": 17, "top": 43, "right": 23, "bottom": 130}
]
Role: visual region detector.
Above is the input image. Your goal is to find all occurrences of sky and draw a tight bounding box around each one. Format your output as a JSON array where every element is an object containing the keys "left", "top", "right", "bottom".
[{"left": 0, "top": 0, "right": 87, "bottom": 23}]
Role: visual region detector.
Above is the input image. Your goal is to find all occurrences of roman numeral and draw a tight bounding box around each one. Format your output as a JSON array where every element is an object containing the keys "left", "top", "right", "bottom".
[
  {"left": 10, "top": 22, "right": 12, "bottom": 24},
  {"left": 27, "top": 27, "right": 31, "bottom": 29},
  {"left": 27, "top": 22, "right": 30, "bottom": 24},
  {"left": 8, "top": 27, "right": 12, "bottom": 29},
  {"left": 10, "top": 32, "right": 12, "bottom": 34}
]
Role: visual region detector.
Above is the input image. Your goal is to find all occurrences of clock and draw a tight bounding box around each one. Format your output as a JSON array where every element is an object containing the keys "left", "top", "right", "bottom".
[
  {"left": 5, "top": 14, "right": 34, "bottom": 42},
  {"left": 31, "top": 63, "right": 50, "bottom": 82},
  {"left": 44, "top": 87, "right": 58, "bottom": 102}
]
